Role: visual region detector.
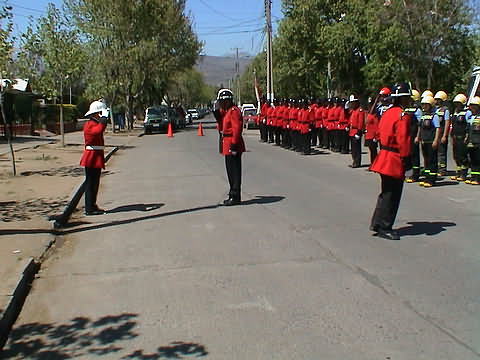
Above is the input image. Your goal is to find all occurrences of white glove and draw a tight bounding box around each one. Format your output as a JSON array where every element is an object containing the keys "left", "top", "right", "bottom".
[
  {"left": 373, "top": 138, "right": 377, "bottom": 143},
  {"left": 354, "top": 134, "right": 360, "bottom": 140},
  {"left": 345, "top": 127, "right": 350, "bottom": 131}
]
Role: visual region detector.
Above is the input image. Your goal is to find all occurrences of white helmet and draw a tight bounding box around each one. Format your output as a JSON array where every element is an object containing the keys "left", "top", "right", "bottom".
[
  {"left": 85, "top": 100, "right": 109, "bottom": 117},
  {"left": 349, "top": 94, "right": 359, "bottom": 102}
]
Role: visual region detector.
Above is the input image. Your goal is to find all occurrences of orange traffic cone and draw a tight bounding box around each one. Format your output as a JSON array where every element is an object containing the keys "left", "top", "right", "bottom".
[
  {"left": 197, "top": 122, "right": 204, "bottom": 136},
  {"left": 167, "top": 122, "right": 173, "bottom": 137}
]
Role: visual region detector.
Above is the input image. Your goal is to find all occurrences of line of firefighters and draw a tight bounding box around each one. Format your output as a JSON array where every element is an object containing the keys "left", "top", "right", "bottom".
[{"left": 256, "top": 88, "right": 480, "bottom": 186}]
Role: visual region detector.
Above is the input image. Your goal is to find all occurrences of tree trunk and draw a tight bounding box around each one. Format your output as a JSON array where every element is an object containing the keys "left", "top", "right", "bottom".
[
  {"left": 0, "top": 91, "right": 16, "bottom": 176},
  {"left": 125, "top": 91, "right": 134, "bottom": 131},
  {"left": 60, "top": 78, "right": 65, "bottom": 147}
]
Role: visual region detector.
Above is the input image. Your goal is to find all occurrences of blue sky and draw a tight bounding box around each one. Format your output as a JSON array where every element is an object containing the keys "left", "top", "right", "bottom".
[{"left": 8, "top": 0, "right": 283, "bottom": 57}]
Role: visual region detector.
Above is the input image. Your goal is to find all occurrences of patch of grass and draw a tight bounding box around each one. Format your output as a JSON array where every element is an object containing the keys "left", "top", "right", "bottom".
[{"left": 34, "top": 154, "right": 58, "bottom": 161}]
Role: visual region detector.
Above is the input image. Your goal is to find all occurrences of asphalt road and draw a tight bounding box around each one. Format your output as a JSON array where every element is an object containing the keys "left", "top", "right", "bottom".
[{"left": 3, "top": 116, "right": 480, "bottom": 359}]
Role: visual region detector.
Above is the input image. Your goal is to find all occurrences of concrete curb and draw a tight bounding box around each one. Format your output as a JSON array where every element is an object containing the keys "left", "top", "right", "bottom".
[
  {"left": 0, "top": 146, "right": 120, "bottom": 350},
  {"left": 0, "top": 258, "right": 40, "bottom": 349}
]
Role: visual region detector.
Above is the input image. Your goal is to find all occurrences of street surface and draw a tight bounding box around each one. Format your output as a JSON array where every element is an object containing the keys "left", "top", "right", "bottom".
[{"left": 2, "top": 115, "right": 480, "bottom": 359}]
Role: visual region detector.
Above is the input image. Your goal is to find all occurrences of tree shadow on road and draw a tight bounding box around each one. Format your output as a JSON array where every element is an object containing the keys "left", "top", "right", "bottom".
[
  {"left": 397, "top": 221, "right": 456, "bottom": 237},
  {"left": 1, "top": 313, "right": 208, "bottom": 359}
]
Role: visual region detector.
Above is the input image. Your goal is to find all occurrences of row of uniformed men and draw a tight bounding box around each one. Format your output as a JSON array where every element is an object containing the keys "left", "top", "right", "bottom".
[
  {"left": 257, "top": 97, "right": 367, "bottom": 167},
  {"left": 256, "top": 88, "right": 480, "bottom": 186}
]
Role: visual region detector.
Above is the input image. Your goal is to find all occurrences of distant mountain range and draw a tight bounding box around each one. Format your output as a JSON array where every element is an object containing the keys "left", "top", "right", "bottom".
[{"left": 195, "top": 55, "right": 253, "bottom": 88}]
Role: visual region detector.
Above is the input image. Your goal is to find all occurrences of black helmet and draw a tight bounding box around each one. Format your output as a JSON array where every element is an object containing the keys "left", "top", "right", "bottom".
[
  {"left": 390, "top": 82, "right": 411, "bottom": 97},
  {"left": 217, "top": 88, "right": 234, "bottom": 100}
]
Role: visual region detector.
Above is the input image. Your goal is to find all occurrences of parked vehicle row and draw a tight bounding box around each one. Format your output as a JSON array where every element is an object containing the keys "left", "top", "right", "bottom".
[
  {"left": 241, "top": 104, "right": 258, "bottom": 129},
  {"left": 144, "top": 105, "right": 186, "bottom": 134},
  {"left": 186, "top": 107, "right": 210, "bottom": 124}
]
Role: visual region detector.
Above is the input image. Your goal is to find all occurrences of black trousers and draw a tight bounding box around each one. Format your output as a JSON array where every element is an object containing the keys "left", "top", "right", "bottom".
[
  {"left": 370, "top": 174, "right": 404, "bottom": 231},
  {"left": 452, "top": 136, "right": 469, "bottom": 176},
  {"left": 311, "top": 127, "right": 318, "bottom": 146},
  {"left": 85, "top": 167, "right": 101, "bottom": 211},
  {"left": 259, "top": 122, "right": 267, "bottom": 142},
  {"left": 225, "top": 154, "right": 242, "bottom": 200},
  {"left": 350, "top": 136, "right": 362, "bottom": 166},
  {"left": 469, "top": 145, "right": 480, "bottom": 181},
  {"left": 438, "top": 138, "right": 448, "bottom": 173},
  {"left": 365, "top": 139, "right": 378, "bottom": 165},
  {"left": 421, "top": 142, "right": 438, "bottom": 183},
  {"left": 410, "top": 140, "right": 420, "bottom": 178},
  {"left": 267, "top": 125, "right": 274, "bottom": 143}
]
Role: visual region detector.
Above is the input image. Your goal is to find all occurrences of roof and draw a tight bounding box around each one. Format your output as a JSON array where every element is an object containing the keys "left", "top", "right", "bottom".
[{"left": 0, "top": 78, "right": 31, "bottom": 93}]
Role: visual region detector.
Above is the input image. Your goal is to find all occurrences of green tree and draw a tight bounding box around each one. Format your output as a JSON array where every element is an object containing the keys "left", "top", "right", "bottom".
[
  {"left": 16, "top": 4, "right": 86, "bottom": 146},
  {"left": 0, "top": 4, "right": 16, "bottom": 175},
  {"left": 168, "top": 69, "right": 215, "bottom": 108},
  {"left": 67, "top": 0, "right": 202, "bottom": 129}
]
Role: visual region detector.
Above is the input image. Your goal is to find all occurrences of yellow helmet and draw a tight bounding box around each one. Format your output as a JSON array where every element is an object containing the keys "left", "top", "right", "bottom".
[
  {"left": 434, "top": 91, "right": 448, "bottom": 101},
  {"left": 470, "top": 96, "right": 480, "bottom": 106},
  {"left": 421, "top": 90, "right": 434, "bottom": 98},
  {"left": 453, "top": 93, "right": 467, "bottom": 105},
  {"left": 421, "top": 95, "right": 435, "bottom": 106},
  {"left": 411, "top": 89, "right": 420, "bottom": 102}
]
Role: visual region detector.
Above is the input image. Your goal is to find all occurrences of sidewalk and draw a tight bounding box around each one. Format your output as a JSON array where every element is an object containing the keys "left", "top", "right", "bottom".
[{"left": 0, "top": 128, "right": 142, "bottom": 347}]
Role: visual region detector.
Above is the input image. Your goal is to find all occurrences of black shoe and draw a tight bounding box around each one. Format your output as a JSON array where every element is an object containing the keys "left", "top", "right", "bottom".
[
  {"left": 369, "top": 224, "right": 379, "bottom": 232},
  {"left": 223, "top": 198, "right": 241, "bottom": 206},
  {"left": 377, "top": 229, "right": 400, "bottom": 240},
  {"left": 85, "top": 209, "right": 106, "bottom": 216}
]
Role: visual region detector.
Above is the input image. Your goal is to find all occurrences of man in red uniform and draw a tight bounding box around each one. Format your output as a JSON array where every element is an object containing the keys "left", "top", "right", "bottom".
[
  {"left": 348, "top": 95, "right": 365, "bottom": 167},
  {"left": 370, "top": 83, "right": 412, "bottom": 240},
  {"left": 80, "top": 100, "right": 108, "bottom": 215},
  {"left": 213, "top": 89, "right": 246, "bottom": 206}
]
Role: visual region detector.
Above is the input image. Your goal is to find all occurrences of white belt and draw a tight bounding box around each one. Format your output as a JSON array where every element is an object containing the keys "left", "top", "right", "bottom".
[{"left": 85, "top": 145, "right": 105, "bottom": 151}]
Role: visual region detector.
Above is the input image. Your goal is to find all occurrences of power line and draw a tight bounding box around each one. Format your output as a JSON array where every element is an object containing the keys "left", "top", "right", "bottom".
[
  {"left": 197, "top": 28, "right": 264, "bottom": 36},
  {"left": 198, "top": 0, "right": 241, "bottom": 22},
  {"left": 10, "top": 2, "right": 45, "bottom": 14}
]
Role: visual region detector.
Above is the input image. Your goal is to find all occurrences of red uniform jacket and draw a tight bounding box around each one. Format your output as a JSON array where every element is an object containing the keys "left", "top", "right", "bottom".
[
  {"left": 260, "top": 103, "right": 269, "bottom": 124},
  {"left": 289, "top": 108, "right": 298, "bottom": 130},
  {"left": 267, "top": 106, "right": 275, "bottom": 126},
  {"left": 80, "top": 119, "right": 106, "bottom": 169},
  {"left": 315, "top": 107, "right": 323, "bottom": 129},
  {"left": 365, "top": 113, "right": 380, "bottom": 141},
  {"left": 349, "top": 108, "right": 365, "bottom": 137},
  {"left": 370, "top": 107, "right": 411, "bottom": 179},
  {"left": 327, "top": 107, "right": 337, "bottom": 131},
  {"left": 216, "top": 106, "right": 246, "bottom": 156},
  {"left": 338, "top": 109, "right": 349, "bottom": 130}
]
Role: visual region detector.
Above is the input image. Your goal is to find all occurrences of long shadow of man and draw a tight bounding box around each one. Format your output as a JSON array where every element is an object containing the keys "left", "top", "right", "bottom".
[{"left": 397, "top": 221, "right": 456, "bottom": 237}]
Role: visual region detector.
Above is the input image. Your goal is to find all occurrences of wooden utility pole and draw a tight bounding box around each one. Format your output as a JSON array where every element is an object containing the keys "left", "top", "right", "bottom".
[{"left": 265, "top": 0, "right": 274, "bottom": 102}]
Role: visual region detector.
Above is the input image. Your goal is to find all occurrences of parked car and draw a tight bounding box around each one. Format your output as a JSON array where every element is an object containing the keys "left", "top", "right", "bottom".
[
  {"left": 187, "top": 109, "right": 199, "bottom": 121},
  {"left": 242, "top": 108, "right": 259, "bottom": 129},
  {"left": 144, "top": 106, "right": 169, "bottom": 134},
  {"left": 144, "top": 106, "right": 185, "bottom": 134}
]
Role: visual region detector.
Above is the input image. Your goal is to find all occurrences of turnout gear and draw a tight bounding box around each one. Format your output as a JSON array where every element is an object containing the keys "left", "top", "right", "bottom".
[
  {"left": 421, "top": 95, "right": 435, "bottom": 106},
  {"left": 421, "top": 90, "right": 434, "bottom": 99},
  {"left": 467, "top": 113, "right": 480, "bottom": 184},
  {"left": 411, "top": 89, "right": 420, "bottom": 102},
  {"left": 451, "top": 108, "right": 469, "bottom": 180},
  {"left": 379, "top": 87, "right": 391, "bottom": 96},
  {"left": 434, "top": 91, "right": 448, "bottom": 102},
  {"left": 453, "top": 93, "right": 467, "bottom": 105}
]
